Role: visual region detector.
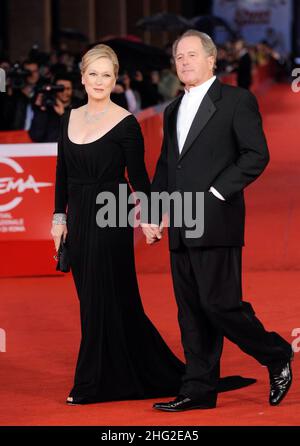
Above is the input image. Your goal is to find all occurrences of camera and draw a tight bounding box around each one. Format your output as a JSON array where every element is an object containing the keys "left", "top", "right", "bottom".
[
  {"left": 37, "top": 83, "right": 65, "bottom": 109},
  {"left": 7, "top": 63, "right": 31, "bottom": 89}
]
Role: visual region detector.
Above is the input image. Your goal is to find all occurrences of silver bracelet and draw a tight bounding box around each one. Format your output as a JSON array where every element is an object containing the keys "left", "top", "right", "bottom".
[{"left": 52, "top": 213, "right": 67, "bottom": 225}]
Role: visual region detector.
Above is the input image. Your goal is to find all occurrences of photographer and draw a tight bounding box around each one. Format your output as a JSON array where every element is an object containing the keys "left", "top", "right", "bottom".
[
  {"left": 2, "top": 60, "right": 43, "bottom": 130},
  {"left": 29, "top": 74, "right": 81, "bottom": 142},
  {"left": 0, "top": 59, "right": 12, "bottom": 130}
]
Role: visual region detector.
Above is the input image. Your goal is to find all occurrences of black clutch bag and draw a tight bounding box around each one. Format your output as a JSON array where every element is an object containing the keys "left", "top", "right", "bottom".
[{"left": 55, "top": 236, "right": 70, "bottom": 272}]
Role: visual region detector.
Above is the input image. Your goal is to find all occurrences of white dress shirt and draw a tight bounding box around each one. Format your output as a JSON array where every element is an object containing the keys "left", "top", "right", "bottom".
[{"left": 176, "top": 75, "right": 225, "bottom": 201}]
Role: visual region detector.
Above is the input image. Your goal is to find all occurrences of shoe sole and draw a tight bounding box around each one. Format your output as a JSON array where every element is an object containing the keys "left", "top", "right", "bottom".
[{"left": 153, "top": 405, "right": 216, "bottom": 412}]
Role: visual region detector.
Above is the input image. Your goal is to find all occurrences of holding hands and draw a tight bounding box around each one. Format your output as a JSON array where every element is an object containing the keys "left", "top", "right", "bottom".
[{"left": 141, "top": 222, "right": 164, "bottom": 245}]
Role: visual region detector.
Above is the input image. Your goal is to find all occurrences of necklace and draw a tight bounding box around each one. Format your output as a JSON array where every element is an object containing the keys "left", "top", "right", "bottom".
[{"left": 84, "top": 101, "right": 111, "bottom": 123}]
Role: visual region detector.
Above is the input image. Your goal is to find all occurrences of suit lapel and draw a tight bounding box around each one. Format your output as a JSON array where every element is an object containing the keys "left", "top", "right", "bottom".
[
  {"left": 168, "top": 94, "right": 183, "bottom": 158},
  {"left": 178, "top": 78, "right": 222, "bottom": 161}
]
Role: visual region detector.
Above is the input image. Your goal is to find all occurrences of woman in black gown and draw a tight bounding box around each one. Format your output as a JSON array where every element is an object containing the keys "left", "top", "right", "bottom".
[{"left": 51, "top": 44, "right": 184, "bottom": 404}]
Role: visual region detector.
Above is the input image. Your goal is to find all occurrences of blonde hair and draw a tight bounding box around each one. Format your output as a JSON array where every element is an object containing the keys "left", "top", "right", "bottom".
[
  {"left": 81, "top": 44, "right": 119, "bottom": 78},
  {"left": 172, "top": 30, "right": 217, "bottom": 70}
]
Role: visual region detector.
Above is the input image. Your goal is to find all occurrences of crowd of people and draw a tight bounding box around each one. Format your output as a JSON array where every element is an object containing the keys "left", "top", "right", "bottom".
[{"left": 0, "top": 37, "right": 288, "bottom": 142}]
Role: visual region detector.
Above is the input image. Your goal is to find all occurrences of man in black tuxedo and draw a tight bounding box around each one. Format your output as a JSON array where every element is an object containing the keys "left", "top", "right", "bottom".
[
  {"left": 142, "top": 30, "right": 293, "bottom": 410},
  {"left": 234, "top": 39, "right": 252, "bottom": 90}
]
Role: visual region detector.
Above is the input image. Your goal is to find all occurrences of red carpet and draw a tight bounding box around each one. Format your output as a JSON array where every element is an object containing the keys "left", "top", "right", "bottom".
[{"left": 0, "top": 83, "right": 299, "bottom": 425}]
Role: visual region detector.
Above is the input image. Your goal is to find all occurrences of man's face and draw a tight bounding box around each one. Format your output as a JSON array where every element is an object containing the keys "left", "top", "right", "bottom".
[
  {"left": 174, "top": 36, "right": 215, "bottom": 89},
  {"left": 56, "top": 79, "right": 72, "bottom": 103},
  {"left": 24, "top": 63, "right": 40, "bottom": 85},
  {"left": 235, "top": 40, "right": 244, "bottom": 53}
]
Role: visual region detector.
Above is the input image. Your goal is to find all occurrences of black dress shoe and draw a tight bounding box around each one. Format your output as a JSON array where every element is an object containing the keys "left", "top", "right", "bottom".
[
  {"left": 153, "top": 395, "right": 216, "bottom": 412},
  {"left": 268, "top": 351, "right": 294, "bottom": 406}
]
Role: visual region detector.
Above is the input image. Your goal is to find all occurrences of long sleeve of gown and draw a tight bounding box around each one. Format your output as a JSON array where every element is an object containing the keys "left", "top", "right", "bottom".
[
  {"left": 53, "top": 114, "right": 68, "bottom": 214},
  {"left": 122, "top": 116, "right": 151, "bottom": 197}
]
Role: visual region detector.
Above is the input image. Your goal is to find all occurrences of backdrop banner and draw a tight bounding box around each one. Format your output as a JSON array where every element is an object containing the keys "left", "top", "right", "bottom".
[{"left": 213, "top": 0, "right": 292, "bottom": 55}]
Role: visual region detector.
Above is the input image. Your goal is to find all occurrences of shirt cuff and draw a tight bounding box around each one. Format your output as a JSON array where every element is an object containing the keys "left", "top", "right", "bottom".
[{"left": 209, "top": 186, "right": 226, "bottom": 201}]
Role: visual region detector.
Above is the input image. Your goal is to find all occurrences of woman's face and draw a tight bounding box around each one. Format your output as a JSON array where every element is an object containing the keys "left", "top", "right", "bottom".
[{"left": 82, "top": 57, "right": 116, "bottom": 101}]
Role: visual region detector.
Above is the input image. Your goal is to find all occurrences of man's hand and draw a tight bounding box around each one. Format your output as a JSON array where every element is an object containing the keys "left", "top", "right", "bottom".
[
  {"left": 141, "top": 222, "right": 164, "bottom": 244},
  {"left": 112, "top": 84, "right": 125, "bottom": 94},
  {"left": 34, "top": 93, "right": 46, "bottom": 110},
  {"left": 53, "top": 98, "right": 65, "bottom": 116}
]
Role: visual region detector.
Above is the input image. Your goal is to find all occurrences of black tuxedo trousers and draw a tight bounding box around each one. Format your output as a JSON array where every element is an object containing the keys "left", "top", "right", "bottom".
[{"left": 170, "top": 233, "right": 291, "bottom": 402}]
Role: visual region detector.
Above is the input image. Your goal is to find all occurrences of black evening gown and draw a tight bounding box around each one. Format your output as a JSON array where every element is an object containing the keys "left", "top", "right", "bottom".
[{"left": 54, "top": 110, "right": 184, "bottom": 403}]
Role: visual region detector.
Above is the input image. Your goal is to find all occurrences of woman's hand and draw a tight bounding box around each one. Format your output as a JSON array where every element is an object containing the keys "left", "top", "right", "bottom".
[{"left": 51, "top": 223, "right": 68, "bottom": 252}]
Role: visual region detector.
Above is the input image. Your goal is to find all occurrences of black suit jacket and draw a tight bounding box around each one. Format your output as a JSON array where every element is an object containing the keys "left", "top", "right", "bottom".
[{"left": 150, "top": 78, "right": 269, "bottom": 250}]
